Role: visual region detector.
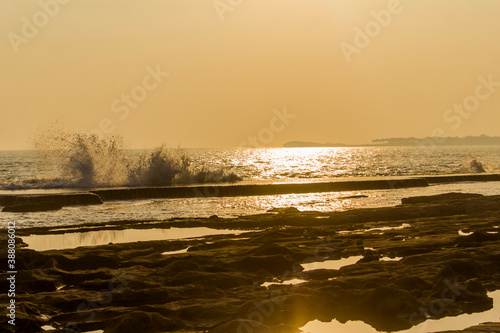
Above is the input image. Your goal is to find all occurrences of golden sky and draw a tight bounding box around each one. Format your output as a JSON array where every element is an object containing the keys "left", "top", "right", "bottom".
[{"left": 1, "top": 0, "right": 499, "bottom": 149}]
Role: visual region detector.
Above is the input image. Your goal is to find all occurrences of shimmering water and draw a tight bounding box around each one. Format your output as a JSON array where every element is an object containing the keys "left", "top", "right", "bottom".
[
  {"left": 1, "top": 146, "right": 500, "bottom": 228},
  {"left": 2, "top": 147, "right": 500, "bottom": 189}
]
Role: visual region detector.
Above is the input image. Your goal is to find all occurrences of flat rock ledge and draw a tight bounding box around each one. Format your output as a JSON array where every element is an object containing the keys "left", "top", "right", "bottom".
[{"left": 1, "top": 193, "right": 499, "bottom": 333}]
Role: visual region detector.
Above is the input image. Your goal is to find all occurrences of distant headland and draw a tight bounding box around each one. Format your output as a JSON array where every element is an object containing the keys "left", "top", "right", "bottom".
[{"left": 283, "top": 135, "right": 500, "bottom": 147}]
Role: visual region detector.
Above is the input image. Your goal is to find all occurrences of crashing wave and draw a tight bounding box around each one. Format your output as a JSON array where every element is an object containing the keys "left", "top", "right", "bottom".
[
  {"left": 464, "top": 155, "right": 487, "bottom": 173},
  {"left": 19, "top": 132, "right": 242, "bottom": 189}
]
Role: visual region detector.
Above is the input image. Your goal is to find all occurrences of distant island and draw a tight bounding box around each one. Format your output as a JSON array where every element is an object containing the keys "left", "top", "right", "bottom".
[{"left": 283, "top": 135, "right": 500, "bottom": 147}]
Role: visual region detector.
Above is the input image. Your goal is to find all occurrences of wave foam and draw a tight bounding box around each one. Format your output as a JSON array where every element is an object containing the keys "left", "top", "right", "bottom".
[{"left": 8, "top": 132, "right": 242, "bottom": 190}]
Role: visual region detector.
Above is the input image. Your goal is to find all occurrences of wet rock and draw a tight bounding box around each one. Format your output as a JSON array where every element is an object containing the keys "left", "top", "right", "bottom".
[
  {"left": 233, "top": 255, "right": 299, "bottom": 276},
  {"left": 209, "top": 319, "right": 272, "bottom": 333},
  {"left": 162, "top": 259, "right": 200, "bottom": 273},
  {"left": 67, "top": 253, "right": 120, "bottom": 271},
  {"left": 401, "top": 193, "right": 483, "bottom": 205},
  {"left": 16, "top": 250, "right": 58, "bottom": 270},
  {"left": 0, "top": 269, "right": 59, "bottom": 294},
  {"left": 171, "top": 299, "right": 237, "bottom": 326},
  {"left": 394, "top": 277, "right": 431, "bottom": 291},
  {"left": 168, "top": 270, "right": 253, "bottom": 289},
  {"left": 12, "top": 318, "right": 41, "bottom": 333},
  {"left": 2, "top": 203, "right": 63, "bottom": 212},
  {"left": 359, "top": 286, "right": 422, "bottom": 331},
  {"left": 357, "top": 250, "right": 380, "bottom": 263},
  {"left": 463, "top": 278, "right": 487, "bottom": 295},
  {"left": 9, "top": 194, "right": 500, "bottom": 333},
  {"left": 238, "top": 299, "right": 282, "bottom": 326},
  {"left": 248, "top": 243, "right": 298, "bottom": 257},
  {"left": 104, "top": 311, "right": 180, "bottom": 333},
  {"left": 110, "top": 287, "right": 170, "bottom": 306},
  {"left": 461, "top": 293, "right": 493, "bottom": 314},
  {"left": 0, "top": 192, "right": 103, "bottom": 207},
  {"left": 439, "top": 259, "right": 484, "bottom": 278}
]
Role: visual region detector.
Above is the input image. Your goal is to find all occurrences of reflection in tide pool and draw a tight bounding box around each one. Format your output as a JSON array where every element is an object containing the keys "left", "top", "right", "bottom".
[
  {"left": 301, "top": 290, "right": 500, "bottom": 333},
  {"left": 162, "top": 247, "right": 190, "bottom": 255},
  {"left": 42, "top": 326, "right": 103, "bottom": 333},
  {"left": 339, "top": 223, "right": 411, "bottom": 235},
  {"left": 380, "top": 257, "right": 402, "bottom": 262},
  {"left": 24, "top": 227, "right": 249, "bottom": 251},
  {"left": 261, "top": 278, "right": 308, "bottom": 288},
  {"left": 301, "top": 256, "right": 364, "bottom": 272},
  {"left": 458, "top": 230, "right": 474, "bottom": 236}
]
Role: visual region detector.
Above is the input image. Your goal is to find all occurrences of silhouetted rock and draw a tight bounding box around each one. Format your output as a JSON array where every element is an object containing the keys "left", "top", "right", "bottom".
[{"left": 342, "top": 194, "right": 369, "bottom": 199}]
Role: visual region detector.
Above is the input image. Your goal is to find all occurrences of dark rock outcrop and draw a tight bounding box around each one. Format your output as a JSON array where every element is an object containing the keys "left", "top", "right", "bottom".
[{"left": 3, "top": 194, "right": 500, "bottom": 333}]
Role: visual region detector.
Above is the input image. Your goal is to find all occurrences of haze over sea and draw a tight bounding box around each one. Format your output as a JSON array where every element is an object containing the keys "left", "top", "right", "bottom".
[{"left": 1, "top": 145, "right": 499, "bottom": 228}]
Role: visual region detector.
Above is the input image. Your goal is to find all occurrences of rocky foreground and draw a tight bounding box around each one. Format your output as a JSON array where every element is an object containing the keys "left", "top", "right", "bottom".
[{"left": 1, "top": 193, "right": 500, "bottom": 333}]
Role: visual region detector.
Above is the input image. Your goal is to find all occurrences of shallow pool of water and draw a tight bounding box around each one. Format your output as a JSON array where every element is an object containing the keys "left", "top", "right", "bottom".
[
  {"left": 24, "top": 227, "right": 250, "bottom": 251},
  {"left": 458, "top": 230, "right": 473, "bottom": 236},
  {"left": 301, "top": 256, "right": 364, "bottom": 272}
]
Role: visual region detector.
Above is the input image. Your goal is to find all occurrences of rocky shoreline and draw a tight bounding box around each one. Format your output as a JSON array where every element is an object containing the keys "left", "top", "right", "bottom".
[
  {"left": 1, "top": 193, "right": 500, "bottom": 332},
  {"left": 2, "top": 174, "right": 500, "bottom": 212}
]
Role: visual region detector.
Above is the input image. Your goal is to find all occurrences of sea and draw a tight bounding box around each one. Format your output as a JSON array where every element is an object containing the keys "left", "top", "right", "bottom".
[{"left": 1, "top": 145, "right": 500, "bottom": 229}]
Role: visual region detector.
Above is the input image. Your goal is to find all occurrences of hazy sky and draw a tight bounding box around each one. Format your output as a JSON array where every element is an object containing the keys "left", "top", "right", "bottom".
[{"left": 1, "top": 0, "right": 499, "bottom": 150}]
